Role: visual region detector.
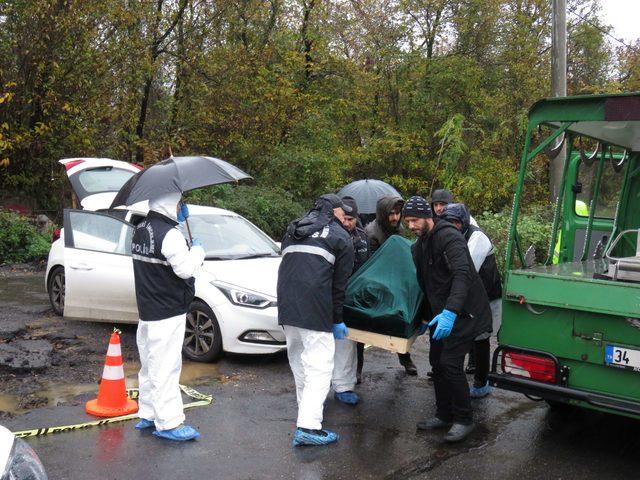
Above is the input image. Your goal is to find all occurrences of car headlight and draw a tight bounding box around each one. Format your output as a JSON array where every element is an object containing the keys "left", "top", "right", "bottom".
[
  {"left": 212, "top": 282, "right": 276, "bottom": 309},
  {"left": 3, "top": 437, "right": 48, "bottom": 480}
]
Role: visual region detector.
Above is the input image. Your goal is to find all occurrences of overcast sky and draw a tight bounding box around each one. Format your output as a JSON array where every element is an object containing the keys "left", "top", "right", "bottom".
[{"left": 599, "top": 0, "right": 640, "bottom": 44}]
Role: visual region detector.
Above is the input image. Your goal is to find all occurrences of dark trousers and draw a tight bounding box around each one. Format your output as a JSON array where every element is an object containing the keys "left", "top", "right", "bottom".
[
  {"left": 397, "top": 352, "right": 413, "bottom": 365},
  {"left": 429, "top": 335, "right": 474, "bottom": 425},
  {"left": 473, "top": 338, "right": 490, "bottom": 388},
  {"left": 357, "top": 342, "right": 364, "bottom": 375},
  {"left": 356, "top": 343, "right": 413, "bottom": 376}
]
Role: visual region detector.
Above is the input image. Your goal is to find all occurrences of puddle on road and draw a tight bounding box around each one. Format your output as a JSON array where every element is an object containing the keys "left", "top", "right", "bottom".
[
  {"left": 0, "top": 394, "right": 24, "bottom": 415},
  {"left": 0, "top": 383, "right": 99, "bottom": 415},
  {"left": 124, "top": 360, "right": 222, "bottom": 386},
  {"left": 0, "top": 361, "right": 223, "bottom": 416},
  {"left": 0, "top": 274, "right": 48, "bottom": 306}
]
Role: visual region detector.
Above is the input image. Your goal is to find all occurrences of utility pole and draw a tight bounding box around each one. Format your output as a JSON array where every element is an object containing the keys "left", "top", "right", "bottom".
[{"left": 550, "top": 0, "right": 567, "bottom": 200}]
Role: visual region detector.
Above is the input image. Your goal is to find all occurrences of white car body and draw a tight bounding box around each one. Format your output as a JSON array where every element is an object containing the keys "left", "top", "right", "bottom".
[{"left": 46, "top": 159, "right": 285, "bottom": 360}]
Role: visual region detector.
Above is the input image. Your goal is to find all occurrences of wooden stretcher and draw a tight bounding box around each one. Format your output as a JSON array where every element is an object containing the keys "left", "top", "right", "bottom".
[{"left": 346, "top": 328, "right": 419, "bottom": 354}]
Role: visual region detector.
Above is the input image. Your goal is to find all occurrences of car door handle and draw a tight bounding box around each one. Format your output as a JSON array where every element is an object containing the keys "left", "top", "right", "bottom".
[{"left": 69, "top": 264, "right": 94, "bottom": 271}]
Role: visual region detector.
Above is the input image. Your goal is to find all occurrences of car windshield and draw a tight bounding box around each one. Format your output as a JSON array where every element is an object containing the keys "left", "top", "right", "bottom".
[
  {"left": 182, "top": 214, "right": 280, "bottom": 259},
  {"left": 77, "top": 167, "right": 135, "bottom": 193}
]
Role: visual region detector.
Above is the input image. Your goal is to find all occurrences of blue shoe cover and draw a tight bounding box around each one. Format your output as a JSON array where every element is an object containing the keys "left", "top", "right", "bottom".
[
  {"left": 292, "top": 428, "right": 339, "bottom": 447},
  {"left": 470, "top": 382, "right": 492, "bottom": 399},
  {"left": 152, "top": 425, "right": 200, "bottom": 441},
  {"left": 335, "top": 391, "right": 360, "bottom": 405},
  {"left": 135, "top": 418, "right": 155, "bottom": 430}
]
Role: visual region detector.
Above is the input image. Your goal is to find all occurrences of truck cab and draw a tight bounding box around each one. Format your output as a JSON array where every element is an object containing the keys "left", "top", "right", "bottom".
[{"left": 489, "top": 93, "right": 640, "bottom": 419}]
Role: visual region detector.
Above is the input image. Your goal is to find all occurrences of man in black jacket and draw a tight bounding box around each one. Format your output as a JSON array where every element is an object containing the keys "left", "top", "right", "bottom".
[
  {"left": 331, "top": 196, "right": 370, "bottom": 395},
  {"left": 441, "top": 203, "right": 502, "bottom": 398},
  {"left": 278, "top": 194, "right": 355, "bottom": 447},
  {"left": 403, "top": 196, "right": 492, "bottom": 443},
  {"left": 365, "top": 195, "right": 418, "bottom": 375}
]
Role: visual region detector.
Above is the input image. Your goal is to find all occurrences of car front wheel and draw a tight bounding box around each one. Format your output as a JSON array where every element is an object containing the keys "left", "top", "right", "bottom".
[
  {"left": 48, "top": 267, "right": 65, "bottom": 316},
  {"left": 183, "top": 300, "right": 223, "bottom": 362}
]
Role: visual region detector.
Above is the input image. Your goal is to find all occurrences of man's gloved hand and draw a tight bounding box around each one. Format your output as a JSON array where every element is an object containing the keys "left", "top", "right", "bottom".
[
  {"left": 332, "top": 322, "right": 349, "bottom": 340},
  {"left": 191, "top": 238, "right": 202, "bottom": 248},
  {"left": 428, "top": 309, "right": 457, "bottom": 340},
  {"left": 416, "top": 321, "right": 429, "bottom": 336},
  {"left": 177, "top": 203, "right": 189, "bottom": 222}
]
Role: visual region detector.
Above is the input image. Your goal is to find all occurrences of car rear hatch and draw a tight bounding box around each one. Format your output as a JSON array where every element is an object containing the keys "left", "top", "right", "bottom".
[{"left": 60, "top": 158, "right": 142, "bottom": 211}]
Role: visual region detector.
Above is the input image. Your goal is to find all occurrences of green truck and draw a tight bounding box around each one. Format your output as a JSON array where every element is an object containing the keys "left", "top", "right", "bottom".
[{"left": 489, "top": 93, "right": 640, "bottom": 419}]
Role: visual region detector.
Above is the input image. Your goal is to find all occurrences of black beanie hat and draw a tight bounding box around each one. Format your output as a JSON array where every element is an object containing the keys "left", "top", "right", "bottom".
[
  {"left": 402, "top": 196, "right": 432, "bottom": 219},
  {"left": 431, "top": 189, "right": 454, "bottom": 204}
]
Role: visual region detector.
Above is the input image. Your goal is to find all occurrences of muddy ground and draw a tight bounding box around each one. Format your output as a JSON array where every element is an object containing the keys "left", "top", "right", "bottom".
[
  {"left": 0, "top": 266, "right": 137, "bottom": 412},
  {"left": 0, "top": 267, "right": 244, "bottom": 416}
]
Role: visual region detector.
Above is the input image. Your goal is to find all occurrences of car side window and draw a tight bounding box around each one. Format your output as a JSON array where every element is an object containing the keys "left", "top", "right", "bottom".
[{"left": 65, "top": 210, "right": 133, "bottom": 256}]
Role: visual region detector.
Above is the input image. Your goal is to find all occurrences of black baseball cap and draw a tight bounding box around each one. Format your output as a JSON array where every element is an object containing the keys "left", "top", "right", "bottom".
[
  {"left": 319, "top": 193, "right": 353, "bottom": 213},
  {"left": 341, "top": 196, "right": 358, "bottom": 216}
]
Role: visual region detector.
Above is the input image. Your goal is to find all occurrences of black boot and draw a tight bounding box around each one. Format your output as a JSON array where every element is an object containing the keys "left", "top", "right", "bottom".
[
  {"left": 398, "top": 353, "right": 417, "bottom": 375},
  {"left": 465, "top": 354, "right": 476, "bottom": 374}
]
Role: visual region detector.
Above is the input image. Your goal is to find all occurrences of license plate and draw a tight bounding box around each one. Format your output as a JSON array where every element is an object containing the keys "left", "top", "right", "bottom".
[{"left": 605, "top": 344, "right": 640, "bottom": 372}]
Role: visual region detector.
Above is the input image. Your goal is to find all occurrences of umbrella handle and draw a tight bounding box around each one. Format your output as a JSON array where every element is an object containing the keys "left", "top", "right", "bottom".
[{"left": 184, "top": 217, "right": 194, "bottom": 245}]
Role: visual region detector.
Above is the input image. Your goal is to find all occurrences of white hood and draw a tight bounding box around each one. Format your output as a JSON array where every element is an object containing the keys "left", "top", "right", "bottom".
[
  {"left": 0, "top": 425, "right": 14, "bottom": 473},
  {"left": 149, "top": 193, "right": 181, "bottom": 222},
  {"left": 202, "top": 257, "right": 281, "bottom": 298}
]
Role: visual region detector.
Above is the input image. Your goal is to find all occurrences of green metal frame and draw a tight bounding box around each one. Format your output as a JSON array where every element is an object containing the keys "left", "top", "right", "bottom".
[
  {"left": 506, "top": 92, "right": 640, "bottom": 271},
  {"left": 579, "top": 146, "right": 605, "bottom": 261},
  {"left": 506, "top": 122, "right": 573, "bottom": 270}
]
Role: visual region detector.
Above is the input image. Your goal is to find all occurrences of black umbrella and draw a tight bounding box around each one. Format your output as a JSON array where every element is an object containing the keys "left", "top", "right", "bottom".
[
  {"left": 337, "top": 179, "right": 401, "bottom": 215},
  {"left": 110, "top": 156, "right": 251, "bottom": 208}
]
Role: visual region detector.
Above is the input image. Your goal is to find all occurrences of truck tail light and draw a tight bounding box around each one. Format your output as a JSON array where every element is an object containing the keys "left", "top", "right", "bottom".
[
  {"left": 52, "top": 229, "right": 61, "bottom": 242},
  {"left": 500, "top": 350, "right": 557, "bottom": 384}
]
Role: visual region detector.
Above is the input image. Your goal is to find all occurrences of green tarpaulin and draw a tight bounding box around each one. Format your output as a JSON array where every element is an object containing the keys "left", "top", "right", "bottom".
[{"left": 344, "top": 235, "right": 423, "bottom": 338}]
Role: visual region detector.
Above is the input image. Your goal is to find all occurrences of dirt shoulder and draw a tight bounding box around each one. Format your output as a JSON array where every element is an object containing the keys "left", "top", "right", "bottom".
[{"left": 0, "top": 270, "right": 138, "bottom": 416}]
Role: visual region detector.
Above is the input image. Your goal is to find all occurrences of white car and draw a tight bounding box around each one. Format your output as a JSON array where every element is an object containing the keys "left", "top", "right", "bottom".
[{"left": 45, "top": 158, "right": 285, "bottom": 362}]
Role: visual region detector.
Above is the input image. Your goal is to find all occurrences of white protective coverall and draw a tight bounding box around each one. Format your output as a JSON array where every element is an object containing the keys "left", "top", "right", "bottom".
[
  {"left": 284, "top": 326, "right": 335, "bottom": 430},
  {"left": 136, "top": 194, "right": 205, "bottom": 431},
  {"left": 467, "top": 229, "right": 501, "bottom": 336},
  {"left": 331, "top": 339, "right": 357, "bottom": 394}
]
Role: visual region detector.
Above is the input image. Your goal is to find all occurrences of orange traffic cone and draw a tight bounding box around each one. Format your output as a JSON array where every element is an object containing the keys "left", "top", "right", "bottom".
[{"left": 86, "top": 329, "right": 138, "bottom": 417}]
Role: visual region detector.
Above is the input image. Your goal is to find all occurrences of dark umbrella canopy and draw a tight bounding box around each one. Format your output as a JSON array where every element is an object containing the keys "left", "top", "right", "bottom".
[
  {"left": 337, "top": 179, "right": 401, "bottom": 214},
  {"left": 110, "top": 156, "right": 251, "bottom": 208}
]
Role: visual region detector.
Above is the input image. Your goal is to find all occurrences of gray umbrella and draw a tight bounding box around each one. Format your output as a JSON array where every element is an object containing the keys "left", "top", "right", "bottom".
[
  {"left": 110, "top": 156, "right": 251, "bottom": 208},
  {"left": 337, "top": 179, "right": 401, "bottom": 214}
]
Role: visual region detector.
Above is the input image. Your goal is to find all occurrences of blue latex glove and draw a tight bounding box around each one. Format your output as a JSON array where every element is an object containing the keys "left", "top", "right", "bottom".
[
  {"left": 332, "top": 322, "right": 348, "bottom": 340},
  {"left": 416, "top": 321, "right": 429, "bottom": 336},
  {"left": 191, "top": 238, "right": 202, "bottom": 248},
  {"left": 428, "top": 309, "right": 457, "bottom": 340},
  {"left": 177, "top": 203, "right": 189, "bottom": 222}
]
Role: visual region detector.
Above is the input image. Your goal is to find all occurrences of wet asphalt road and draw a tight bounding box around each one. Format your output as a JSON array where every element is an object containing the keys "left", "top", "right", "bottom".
[{"left": 2, "top": 274, "right": 640, "bottom": 479}]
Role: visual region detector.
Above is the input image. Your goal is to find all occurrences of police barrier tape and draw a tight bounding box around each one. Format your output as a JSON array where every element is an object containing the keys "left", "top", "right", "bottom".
[{"left": 12, "top": 384, "right": 213, "bottom": 439}]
